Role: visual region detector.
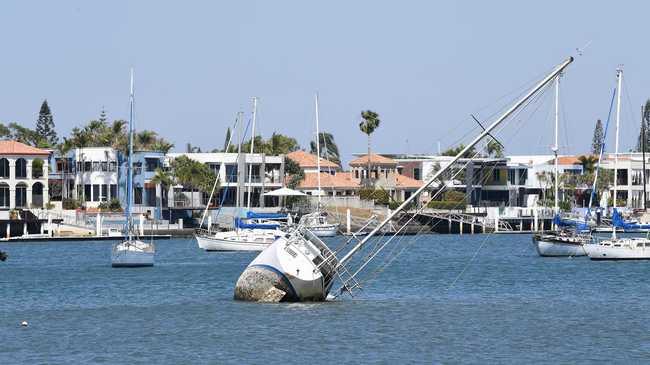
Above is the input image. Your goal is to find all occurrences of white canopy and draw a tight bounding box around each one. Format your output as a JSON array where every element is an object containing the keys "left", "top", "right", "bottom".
[{"left": 263, "top": 187, "right": 307, "bottom": 197}]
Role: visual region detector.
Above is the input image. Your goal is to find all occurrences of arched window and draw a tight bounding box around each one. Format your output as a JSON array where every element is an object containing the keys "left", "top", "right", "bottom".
[
  {"left": 15, "top": 158, "right": 27, "bottom": 179},
  {"left": 15, "top": 183, "right": 27, "bottom": 207},
  {"left": 0, "top": 183, "right": 9, "bottom": 207},
  {"left": 0, "top": 158, "right": 8, "bottom": 178},
  {"left": 32, "top": 158, "right": 44, "bottom": 179},
  {"left": 32, "top": 182, "right": 44, "bottom": 208}
]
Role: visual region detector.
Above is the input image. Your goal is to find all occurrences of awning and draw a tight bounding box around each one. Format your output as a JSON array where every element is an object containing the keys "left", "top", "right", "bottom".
[{"left": 262, "top": 187, "right": 307, "bottom": 196}]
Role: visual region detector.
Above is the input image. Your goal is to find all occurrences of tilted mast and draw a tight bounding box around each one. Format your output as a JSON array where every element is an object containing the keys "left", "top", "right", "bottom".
[
  {"left": 337, "top": 56, "right": 574, "bottom": 268},
  {"left": 126, "top": 69, "right": 135, "bottom": 241}
]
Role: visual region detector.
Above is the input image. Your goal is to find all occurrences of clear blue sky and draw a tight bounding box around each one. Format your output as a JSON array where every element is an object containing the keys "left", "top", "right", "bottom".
[{"left": 1, "top": 1, "right": 648, "bottom": 163}]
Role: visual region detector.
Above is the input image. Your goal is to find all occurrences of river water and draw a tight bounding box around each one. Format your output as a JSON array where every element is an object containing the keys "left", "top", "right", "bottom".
[{"left": 1, "top": 234, "right": 649, "bottom": 364}]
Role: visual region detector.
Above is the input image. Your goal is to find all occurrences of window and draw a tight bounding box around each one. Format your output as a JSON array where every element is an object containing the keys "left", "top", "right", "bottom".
[
  {"left": 145, "top": 158, "right": 160, "bottom": 172},
  {"left": 101, "top": 162, "right": 108, "bottom": 172},
  {"left": 146, "top": 187, "right": 156, "bottom": 206},
  {"left": 0, "top": 183, "right": 9, "bottom": 207},
  {"left": 134, "top": 187, "right": 143, "bottom": 205},
  {"left": 101, "top": 185, "right": 108, "bottom": 201},
  {"left": 93, "top": 185, "right": 100, "bottom": 202},
  {"left": 413, "top": 167, "right": 421, "bottom": 180},
  {"left": 492, "top": 169, "right": 501, "bottom": 182},
  {"left": 133, "top": 162, "right": 142, "bottom": 175},
  {"left": 15, "top": 184, "right": 27, "bottom": 207},
  {"left": 15, "top": 158, "right": 27, "bottom": 178},
  {"left": 519, "top": 169, "right": 528, "bottom": 185},
  {"left": 355, "top": 170, "right": 359, "bottom": 179},
  {"left": 109, "top": 161, "right": 117, "bottom": 172},
  {"left": 0, "top": 158, "right": 8, "bottom": 178},
  {"left": 110, "top": 184, "right": 117, "bottom": 200},
  {"left": 84, "top": 184, "right": 92, "bottom": 202},
  {"left": 92, "top": 162, "right": 100, "bottom": 172},
  {"left": 84, "top": 161, "right": 92, "bottom": 172},
  {"left": 225, "top": 165, "right": 238, "bottom": 183},
  {"left": 508, "top": 169, "right": 516, "bottom": 185}
]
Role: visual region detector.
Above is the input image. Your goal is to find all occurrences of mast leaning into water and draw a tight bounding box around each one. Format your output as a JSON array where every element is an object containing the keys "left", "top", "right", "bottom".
[{"left": 234, "top": 56, "right": 574, "bottom": 302}]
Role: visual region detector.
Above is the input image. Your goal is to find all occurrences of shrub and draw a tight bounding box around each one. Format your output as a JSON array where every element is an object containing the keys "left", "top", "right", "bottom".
[
  {"left": 427, "top": 200, "right": 465, "bottom": 210},
  {"left": 62, "top": 198, "right": 81, "bottom": 210},
  {"left": 359, "top": 188, "right": 390, "bottom": 205}
]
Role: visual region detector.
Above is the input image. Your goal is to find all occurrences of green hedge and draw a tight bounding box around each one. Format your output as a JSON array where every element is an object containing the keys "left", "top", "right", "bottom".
[{"left": 427, "top": 200, "right": 465, "bottom": 210}]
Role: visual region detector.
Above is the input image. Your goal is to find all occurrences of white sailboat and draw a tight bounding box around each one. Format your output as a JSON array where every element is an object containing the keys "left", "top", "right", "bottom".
[
  {"left": 234, "top": 56, "right": 574, "bottom": 302},
  {"left": 112, "top": 69, "right": 155, "bottom": 267},
  {"left": 195, "top": 97, "right": 287, "bottom": 251},
  {"left": 299, "top": 93, "right": 338, "bottom": 237},
  {"left": 586, "top": 67, "right": 650, "bottom": 260},
  {"left": 533, "top": 74, "right": 589, "bottom": 256}
]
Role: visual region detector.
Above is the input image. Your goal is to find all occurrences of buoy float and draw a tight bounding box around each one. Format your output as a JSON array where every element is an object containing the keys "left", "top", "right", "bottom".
[{"left": 20, "top": 321, "right": 28, "bottom": 327}]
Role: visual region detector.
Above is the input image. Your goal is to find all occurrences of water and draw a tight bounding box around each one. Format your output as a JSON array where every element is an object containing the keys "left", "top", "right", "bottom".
[{"left": 1, "top": 234, "right": 649, "bottom": 364}]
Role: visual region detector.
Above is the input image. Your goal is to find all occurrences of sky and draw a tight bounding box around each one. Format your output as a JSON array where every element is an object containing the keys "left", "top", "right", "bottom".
[{"left": 1, "top": 1, "right": 649, "bottom": 164}]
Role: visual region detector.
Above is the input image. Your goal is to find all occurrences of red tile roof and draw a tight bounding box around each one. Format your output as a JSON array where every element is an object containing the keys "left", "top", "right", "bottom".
[
  {"left": 287, "top": 150, "right": 339, "bottom": 169},
  {"left": 298, "top": 172, "right": 360, "bottom": 189},
  {"left": 0, "top": 141, "right": 50, "bottom": 156},
  {"left": 395, "top": 174, "right": 423, "bottom": 189},
  {"left": 349, "top": 154, "right": 396, "bottom": 166},
  {"left": 556, "top": 156, "right": 582, "bottom": 165}
]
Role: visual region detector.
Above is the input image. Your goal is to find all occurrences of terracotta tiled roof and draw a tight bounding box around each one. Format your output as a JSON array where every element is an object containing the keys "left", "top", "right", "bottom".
[
  {"left": 287, "top": 150, "right": 339, "bottom": 169},
  {"left": 556, "top": 156, "right": 582, "bottom": 165},
  {"left": 349, "top": 154, "right": 396, "bottom": 166},
  {"left": 395, "top": 174, "right": 423, "bottom": 189},
  {"left": 0, "top": 141, "right": 50, "bottom": 156},
  {"left": 298, "top": 172, "right": 360, "bottom": 189}
]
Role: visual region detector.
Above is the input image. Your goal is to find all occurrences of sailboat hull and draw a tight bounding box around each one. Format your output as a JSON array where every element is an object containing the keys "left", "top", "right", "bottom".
[
  {"left": 307, "top": 224, "right": 338, "bottom": 237},
  {"left": 111, "top": 240, "right": 155, "bottom": 267},
  {"left": 196, "top": 229, "right": 283, "bottom": 252},
  {"left": 234, "top": 236, "right": 328, "bottom": 302},
  {"left": 532, "top": 234, "right": 587, "bottom": 257},
  {"left": 585, "top": 239, "right": 650, "bottom": 260}
]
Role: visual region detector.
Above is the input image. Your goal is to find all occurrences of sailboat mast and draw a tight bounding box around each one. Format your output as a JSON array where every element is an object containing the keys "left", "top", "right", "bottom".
[
  {"left": 315, "top": 93, "right": 322, "bottom": 207},
  {"left": 247, "top": 97, "right": 257, "bottom": 211},
  {"left": 553, "top": 75, "right": 560, "bottom": 213},
  {"left": 642, "top": 105, "right": 647, "bottom": 210},
  {"left": 236, "top": 111, "right": 243, "bottom": 209},
  {"left": 337, "top": 56, "right": 574, "bottom": 267},
  {"left": 613, "top": 67, "right": 622, "bottom": 238},
  {"left": 126, "top": 69, "right": 135, "bottom": 240}
]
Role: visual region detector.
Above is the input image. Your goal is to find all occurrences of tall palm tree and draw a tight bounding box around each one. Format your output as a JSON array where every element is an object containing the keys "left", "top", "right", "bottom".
[
  {"left": 151, "top": 168, "right": 173, "bottom": 219},
  {"left": 359, "top": 110, "right": 381, "bottom": 184},
  {"left": 310, "top": 132, "right": 341, "bottom": 166},
  {"left": 577, "top": 155, "right": 598, "bottom": 174}
]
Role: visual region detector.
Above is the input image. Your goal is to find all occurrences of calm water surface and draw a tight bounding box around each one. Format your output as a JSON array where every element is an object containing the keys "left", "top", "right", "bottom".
[{"left": 1, "top": 234, "right": 649, "bottom": 364}]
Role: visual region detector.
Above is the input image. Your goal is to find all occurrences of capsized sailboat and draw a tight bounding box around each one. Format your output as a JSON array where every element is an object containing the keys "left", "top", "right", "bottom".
[
  {"left": 234, "top": 56, "right": 574, "bottom": 302},
  {"left": 112, "top": 69, "right": 155, "bottom": 267}
]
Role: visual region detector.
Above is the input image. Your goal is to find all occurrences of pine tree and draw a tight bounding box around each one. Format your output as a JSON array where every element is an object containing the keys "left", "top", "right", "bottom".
[
  {"left": 591, "top": 119, "right": 604, "bottom": 155},
  {"left": 223, "top": 127, "right": 231, "bottom": 151},
  {"left": 637, "top": 100, "right": 650, "bottom": 152},
  {"left": 35, "top": 100, "right": 58, "bottom": 146}
]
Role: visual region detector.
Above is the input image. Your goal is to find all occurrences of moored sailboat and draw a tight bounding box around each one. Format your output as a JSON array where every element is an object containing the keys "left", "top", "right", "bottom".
[
  {"left": 112, "top": 69, "right": 155, "bottom": 267},
  {"left": 532, "top": 74, "right": 589, "bottom": 256},
  {"left": 195, "top": 97, "right": 288, "bottom": 251},
  {"left": 299, "top": 93, "right": 339, "bottom": 237}
]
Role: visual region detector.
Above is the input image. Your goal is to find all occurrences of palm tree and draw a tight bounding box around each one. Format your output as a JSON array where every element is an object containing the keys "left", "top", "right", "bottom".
[
  {"left": 136, "top": 130, "right": 157, "bottom": 150},
  {"left": 486, "top": 140, "right": 504, "bottom": 158},
  {"left": 151, "top": 168, "right": 173, "bottom": 219},
  {"left": 359, "top": 110, "right": 381, "bottom": 184},
  {"left": 577, "top": 155, "right": 598, "bottom": 174},
  {"left": 310, "top": 132, "right": 341, "bottom": 166}
]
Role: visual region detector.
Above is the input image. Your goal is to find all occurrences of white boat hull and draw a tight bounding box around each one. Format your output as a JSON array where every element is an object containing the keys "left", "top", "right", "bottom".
[
  {"left": 196, "top": 229, "right": 284, "bottom": 252},
  {"left": 533, "top": 233, "right": 588, "bottom": 257},
  {"left": 234, "top": 231, "right": 336, "bottom": 302},
  {"left": 585, "top": 239, "right": 650, "bottom": 260},
  {"left": 306, "top": 224, "right": 338, "bottom": 237},
  {"left": 111, "top": 240, "right": 155, "bottom": 267}
]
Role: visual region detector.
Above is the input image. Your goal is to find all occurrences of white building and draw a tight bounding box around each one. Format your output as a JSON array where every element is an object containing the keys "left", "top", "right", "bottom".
[
  {"left": 166, "top": 152, "right": 285, "bottom": 208},
  {"left": 72, "top": 147, "right": 119, "bottom": 207},
  {"left": 0, "top": 141, "right": 50, "bottom": 209}
]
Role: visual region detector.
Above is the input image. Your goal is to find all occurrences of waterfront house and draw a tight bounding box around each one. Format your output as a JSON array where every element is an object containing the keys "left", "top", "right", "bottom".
[
  {"left": 0, "top": 141, "right": 50, "bottom": 209},
  {"left": 166, "top": 152, "right": 285, "bottom": 209}
]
